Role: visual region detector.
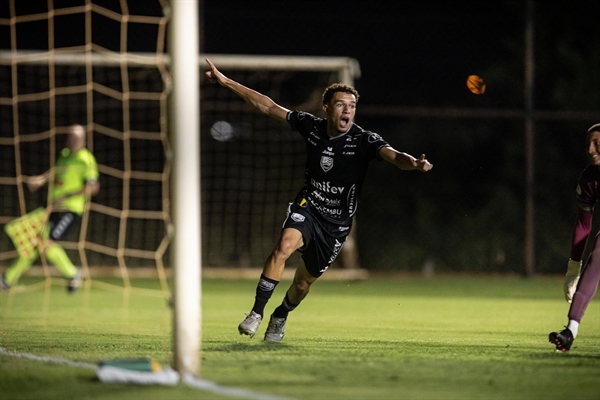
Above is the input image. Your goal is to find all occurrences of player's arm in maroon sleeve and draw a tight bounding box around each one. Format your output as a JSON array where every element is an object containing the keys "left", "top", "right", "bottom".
[{"left": 570, "top": 208, "right": 593, "bottom": 262}]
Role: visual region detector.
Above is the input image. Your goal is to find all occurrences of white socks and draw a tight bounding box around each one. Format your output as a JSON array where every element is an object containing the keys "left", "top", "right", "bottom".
[{"left": 567, "top": 320, "right": 579, "bottom": 338}]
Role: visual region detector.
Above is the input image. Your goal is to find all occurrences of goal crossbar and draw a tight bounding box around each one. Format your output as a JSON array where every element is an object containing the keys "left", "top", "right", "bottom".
[{"left": 0, "top": 50, "right": 361, "bottom": 83}]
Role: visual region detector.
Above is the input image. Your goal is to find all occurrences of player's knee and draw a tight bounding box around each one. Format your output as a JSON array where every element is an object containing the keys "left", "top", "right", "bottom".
[
  {"left": 273, "top": 239, "right": 296, "bottom": 261},
  {"left": 293, "top": 278, "right": 312, "bottom": 294},
  {"left": 292, "top": 269, "right": 315, "bottom": 294},
  {"left": 270, "top": 247, "right": 290, "bottom": 265}
]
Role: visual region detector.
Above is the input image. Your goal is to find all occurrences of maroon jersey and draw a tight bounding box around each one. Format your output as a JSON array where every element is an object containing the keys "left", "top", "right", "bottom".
[
  {"left": 568, "top": 165, "right": 600, "bottom": 324},
  {"left": 571, "top": 165, "right": 600, "bottom": 260},
  {"left": 576, "top": 165, "right": 600, "bottom": 211},
  {"left": 286, "top": 111, "right": 389, "bottom": 230}
]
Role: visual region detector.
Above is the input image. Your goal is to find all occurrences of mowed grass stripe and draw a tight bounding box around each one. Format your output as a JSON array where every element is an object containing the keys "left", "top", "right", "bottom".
[{"left": 1, "top": 276, "right": 599, "bottom": 400}]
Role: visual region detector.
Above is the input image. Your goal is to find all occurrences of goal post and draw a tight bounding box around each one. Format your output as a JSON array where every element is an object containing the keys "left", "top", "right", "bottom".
[{"left": 169, "top": 0, "right": 201, "bottom": 378}]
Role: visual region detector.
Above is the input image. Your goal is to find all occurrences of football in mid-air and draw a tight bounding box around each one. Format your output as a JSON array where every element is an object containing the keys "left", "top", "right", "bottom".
[{"left": 466, "top": 75, "right": 486, "bottom": 94}]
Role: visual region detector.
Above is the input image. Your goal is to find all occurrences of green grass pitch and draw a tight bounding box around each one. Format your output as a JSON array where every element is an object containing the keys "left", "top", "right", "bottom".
[{"left": 1, "top": 275, "right": 599, "bottom": 400}]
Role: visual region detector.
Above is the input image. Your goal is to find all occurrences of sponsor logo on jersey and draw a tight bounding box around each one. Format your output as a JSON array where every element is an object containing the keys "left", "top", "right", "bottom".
[
  {"left": 311, "top": 190, "right": 341, "bottom": 206},
  {"left": 310, "top": 178, "right": 345, "bottom": 194},
  {"left": 367, "top": 132, "right": 383, "bottom": 143},
  {"left": 338, "top": 226, "right": 350, "bottom": 231},
  {"left": 308, "top": 138, "right": 318, "bottom": 147},
  {"left": 291, "top": 213, "right": 305, "bottom": 222},
  {"left": 342, "top": 151, "right": 355, "bottom": 156},
  {"left": 347, "top": 184, "right": 357, "bottom": 216},
  {"left": 312, "top": 203, "right": 342, "bottom": 218},
  {"left": 322, "top": 147, "right": 335, "bottom": 156},
  {"left": 320, "top": 156, "right": 333, "bottom": 172}
]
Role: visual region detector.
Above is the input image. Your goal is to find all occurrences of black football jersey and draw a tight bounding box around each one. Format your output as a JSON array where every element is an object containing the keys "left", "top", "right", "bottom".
[{"left": 287, "top": 110, "right": 389, "bottom": 231}]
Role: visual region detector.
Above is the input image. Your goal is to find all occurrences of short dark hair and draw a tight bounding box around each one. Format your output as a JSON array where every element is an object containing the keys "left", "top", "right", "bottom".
[
  {"left": 588, "top": 123, "right": 600, "bottom": 135},
  {"left": 322, "top": 83, "right": 359, "bottom": 105}
]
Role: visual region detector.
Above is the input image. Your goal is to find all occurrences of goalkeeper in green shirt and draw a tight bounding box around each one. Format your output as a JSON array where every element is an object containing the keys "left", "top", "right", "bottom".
[{"left": 1, "top": 124, "right": 99, "bottom": 293}]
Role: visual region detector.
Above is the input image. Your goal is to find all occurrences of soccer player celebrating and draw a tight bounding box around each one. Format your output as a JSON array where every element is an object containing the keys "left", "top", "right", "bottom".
[
  {"left": 205, "top": 59, "right": 433, "bottom": 342},
  {"left": 1, "top": 124, "right": 99, "bottom": 293},
  {"left": 550, "top": 122, "right": 600, "bottom": 352}
]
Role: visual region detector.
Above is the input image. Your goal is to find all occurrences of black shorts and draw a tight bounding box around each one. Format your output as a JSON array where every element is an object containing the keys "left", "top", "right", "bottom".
[
  {"left": 282, "top": 203, "right": 349, "bottom": 278},
  {"left": 48, "top": 212, "right": 81, "bottom": 241}
]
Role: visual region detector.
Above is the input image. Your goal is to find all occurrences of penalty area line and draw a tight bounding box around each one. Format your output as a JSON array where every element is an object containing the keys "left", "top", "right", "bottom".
[{"left": 0, "top": 347, "right": 294, "bottom": 400}]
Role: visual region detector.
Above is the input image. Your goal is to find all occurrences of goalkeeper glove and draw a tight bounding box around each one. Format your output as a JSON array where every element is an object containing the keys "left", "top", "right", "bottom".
[{"left": 564, "top": 259, "right": 581, "bottom": 303}]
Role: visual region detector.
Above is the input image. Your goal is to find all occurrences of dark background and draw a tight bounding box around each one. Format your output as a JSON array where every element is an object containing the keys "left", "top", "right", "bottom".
[
  {"left": 200, "top": 0, "right": 600, "bottom": 274},
  {"left": 1, "top": 0, "right": 600, "bottom": 274}
]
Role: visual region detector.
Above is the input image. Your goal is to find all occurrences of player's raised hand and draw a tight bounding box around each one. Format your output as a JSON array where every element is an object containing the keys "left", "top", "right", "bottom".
[
  {"left": 205, "top": 58, "right": 227, "bottom": 86},
  {"left": 415, "top": 154, "right": 433, "bottom": 172}
]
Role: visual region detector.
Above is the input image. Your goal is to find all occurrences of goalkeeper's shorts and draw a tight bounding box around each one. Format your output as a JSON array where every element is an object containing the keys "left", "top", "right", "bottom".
[{"left": 48, "top": 212, "right": 81, "bottom": 241}]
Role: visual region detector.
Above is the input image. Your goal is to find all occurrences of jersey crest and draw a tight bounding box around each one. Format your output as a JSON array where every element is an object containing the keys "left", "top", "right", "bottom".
[{"left": 320, "top": 156, "right": 333, "bottom": 172}]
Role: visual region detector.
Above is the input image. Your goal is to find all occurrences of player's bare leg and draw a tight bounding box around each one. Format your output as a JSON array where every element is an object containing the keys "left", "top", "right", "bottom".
[
  {"left": 262, "top": 228, "right": 304, "bottom": 281},
  {"left": 287, "top": 264, "right": 318, "bottom": 304},
  {"left": 238, "top": 228, "right": 303, "bottom": 337}
]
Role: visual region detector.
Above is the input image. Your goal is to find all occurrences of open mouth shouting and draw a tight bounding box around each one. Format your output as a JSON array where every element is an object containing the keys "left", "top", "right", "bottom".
[{"left": 340, "top": 116, "right": 350, "bottom": 130}]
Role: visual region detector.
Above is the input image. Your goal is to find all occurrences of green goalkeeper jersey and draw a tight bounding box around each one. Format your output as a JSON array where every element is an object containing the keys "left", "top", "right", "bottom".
[{"left": 52, "top": 147, "right": 99, "bottom": 215}]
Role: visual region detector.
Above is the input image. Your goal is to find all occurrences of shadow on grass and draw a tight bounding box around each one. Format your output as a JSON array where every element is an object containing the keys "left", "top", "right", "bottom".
[
  {"left": 207, "top": 341, "right": 295, "bottom": 353},
  {"left": 529, "top": 350, "right": 600, "bottom": 362}
]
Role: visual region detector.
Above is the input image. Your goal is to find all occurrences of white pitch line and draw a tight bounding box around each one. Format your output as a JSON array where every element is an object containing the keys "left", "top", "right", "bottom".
[
  {"left": 182, "top": 374, "right": 294, "bottom": 400},
  {"left": 0, "top": 347, "right": 294, "bottom": 400},
  {"left": 0, "top": 347, "right": 97, "bottom": 369}
]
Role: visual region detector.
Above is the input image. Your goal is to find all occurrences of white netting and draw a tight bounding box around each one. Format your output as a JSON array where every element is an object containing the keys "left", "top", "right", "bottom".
[{"left": 0, "top": 1, "right": 171, "bottom": 297}]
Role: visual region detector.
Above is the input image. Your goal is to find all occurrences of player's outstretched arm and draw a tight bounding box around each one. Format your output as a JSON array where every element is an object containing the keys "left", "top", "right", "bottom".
[
  {"left": 379, "top": 146, "right": 433, "bottom": 172},
  {"left": 27, "top": 171, "right": 51, "bottom": 192},
  {"left": 205, "top": 58, "right": 289, "bottom": 122}
]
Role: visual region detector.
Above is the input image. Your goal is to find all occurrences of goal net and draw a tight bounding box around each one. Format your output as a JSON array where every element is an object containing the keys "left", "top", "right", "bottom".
[
  {"left": 0, "top": 2, "right": 363, "bottom": 292},
  {"left": 0, "top": 1, "right": 171, "bottom": 297}
]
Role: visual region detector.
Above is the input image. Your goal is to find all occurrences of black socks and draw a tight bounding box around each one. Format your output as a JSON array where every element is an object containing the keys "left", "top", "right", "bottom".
[
  {"left": 252, "top": 274, "right": 279, "bottom": 317},
  {"left": 272, "top": 292, "right": 299, "bottom": 319}
]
